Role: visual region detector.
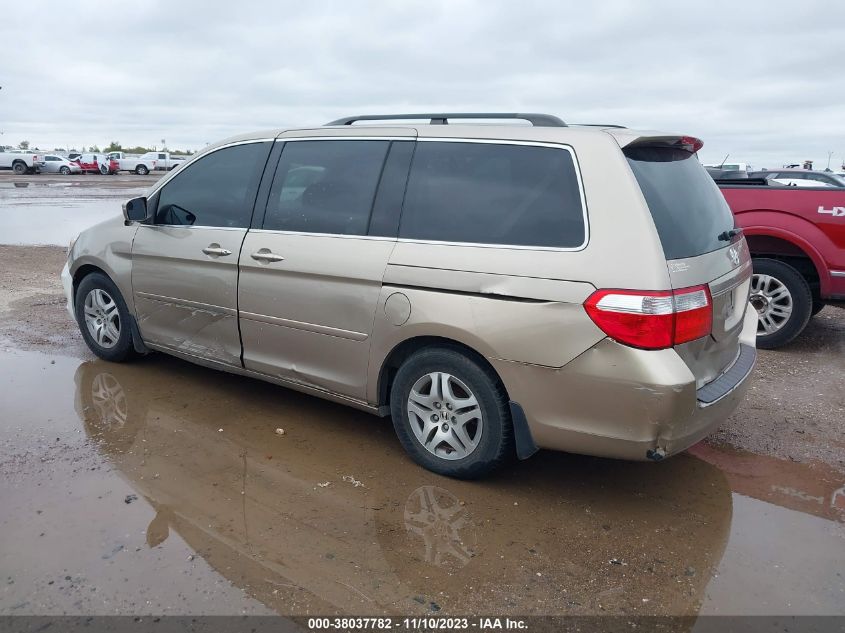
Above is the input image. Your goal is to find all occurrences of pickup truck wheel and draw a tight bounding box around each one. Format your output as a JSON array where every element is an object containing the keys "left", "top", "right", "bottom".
[
  {"left": 135, "top": 165, "right": 149, "bottom": 175},
  {"left": 12, "top": 161, "right": 26, "bottom": 175},
  {"left": 750, "top": 258, "right": 812, "bottom": 350}
]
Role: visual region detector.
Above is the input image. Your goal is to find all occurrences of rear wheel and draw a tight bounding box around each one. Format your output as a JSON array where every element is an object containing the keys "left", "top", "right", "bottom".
[
  {"left": 74, "top": 273, "right": 137, "bottom": 362},
  {"left": 390, "top": 348, "right": 513, "bottom": 479},
  {"left": 750, "top": 258, "right": 812, "bottom": 349},
  {"left": 135, "top": 165, "right": 149, "bottom": 175},
  {"left": 12, "top": 161, "right": 26, "bottom": 175}
]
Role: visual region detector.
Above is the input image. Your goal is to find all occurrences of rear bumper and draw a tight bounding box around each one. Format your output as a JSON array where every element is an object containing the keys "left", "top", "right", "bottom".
[{"left": 493, "top": 306, "right": 757, "bottom": 461}]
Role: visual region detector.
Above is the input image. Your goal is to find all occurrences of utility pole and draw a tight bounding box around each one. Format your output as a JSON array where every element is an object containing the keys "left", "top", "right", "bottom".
[{"left": 827, "top": 151, "right": 834, "bottom": 171}]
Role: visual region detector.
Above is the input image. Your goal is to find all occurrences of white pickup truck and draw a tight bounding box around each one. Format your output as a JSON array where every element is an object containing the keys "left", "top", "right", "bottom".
[
  {"left": 141, "top": 151, "right": 187, "bottom": 171},
  {"left": 106, "top": 152, "right": 158, "bottom": 175},
  {"left": 0, "top": 149, "right": 44, "bottom": 174}
]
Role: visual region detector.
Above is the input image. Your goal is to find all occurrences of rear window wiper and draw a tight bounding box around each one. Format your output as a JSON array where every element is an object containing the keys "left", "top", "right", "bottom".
[{"left": 718, "top": 228, "right": 743, "bottom": 241}]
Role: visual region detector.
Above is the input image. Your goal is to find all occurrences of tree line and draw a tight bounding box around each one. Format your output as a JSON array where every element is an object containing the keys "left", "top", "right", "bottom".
[{"left": 15, "top": 140, "right": 194, "bottom": 156}]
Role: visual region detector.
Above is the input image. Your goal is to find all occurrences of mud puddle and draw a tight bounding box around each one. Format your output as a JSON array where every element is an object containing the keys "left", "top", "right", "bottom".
[
  {"left": 0, "top": 183, "right": 147, "bottom": 246},
  {"left": 1, "top": 347, "right": 842, "bottom": 617}
]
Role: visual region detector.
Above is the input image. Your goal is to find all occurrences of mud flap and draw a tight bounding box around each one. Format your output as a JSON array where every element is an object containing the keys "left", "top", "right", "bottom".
[
  {"left": 128, "top": 315, "right": 150, "bottom": 355},
  {"left": 509, "top": 401, "right": 539, "bottom": 460}
]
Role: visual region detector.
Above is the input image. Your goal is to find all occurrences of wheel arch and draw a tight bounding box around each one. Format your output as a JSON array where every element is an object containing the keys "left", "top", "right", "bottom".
[
  {"left": 744, "top": 231, "right": 825, "bottom": 297},
  {"left": 376, "top": 335, "right": 510, "bottom": 413}
]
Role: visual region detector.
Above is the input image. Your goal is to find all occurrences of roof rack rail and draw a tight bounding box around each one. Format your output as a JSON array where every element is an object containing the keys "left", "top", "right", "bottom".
[
  {"left": 325, "top": 113, "right": 567, "bottom": 127},
  {"left": 571, "top": 123, "right": 627, "bottom": 129}
]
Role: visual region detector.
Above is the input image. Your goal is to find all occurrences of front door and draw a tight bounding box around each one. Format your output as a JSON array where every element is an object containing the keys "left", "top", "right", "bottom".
[
  {"left": 238, "top": 136, "right": 414, "bottom": 399},
  {"left": 132, "top": 140, "right": 271, "bottom": 367}
]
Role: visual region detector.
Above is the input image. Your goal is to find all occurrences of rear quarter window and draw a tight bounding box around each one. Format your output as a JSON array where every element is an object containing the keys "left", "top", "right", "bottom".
[
  {"left": 625, "top": 146, "right": 735, "bottom": 260},
  {"left": 399, "top": 141, "right": 586, "bottom": 248}
]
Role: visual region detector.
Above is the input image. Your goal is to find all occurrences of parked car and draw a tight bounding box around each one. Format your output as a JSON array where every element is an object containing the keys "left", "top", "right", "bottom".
[
  {"left": 714, "top": 178, "right": 845, "bottom": 348},
  {"left": 141, "top": 151, "right": 187, "bottom": 171},
  {"left": 0, "top": 148, "right": 43, "bottom": 174},
  {"left": 62, "top": 112, "right": 757, "bottom": 478},
  {"left": 72, "top": 153, "right": 119, "bottom": 175},
  {"left": 106, "top": 151, "right": 157, "bottom": 175},
  {"left": 751, "top": 169, "right": 845, "bottom": 188},
  {"left": 41, "top": 154, "right": 82, "bottom": 175}
]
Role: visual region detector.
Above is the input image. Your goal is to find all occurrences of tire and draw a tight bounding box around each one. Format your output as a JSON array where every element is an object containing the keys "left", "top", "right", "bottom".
[
  {"left": 99, "top": 164, "right": 109, "bottom": 175},
  {"left": 74, "top": 272, "right": 137, "bottom": 363},
  {"left": 135, "top": 165, "right": 149, "bottom": 176},
  {"left": 390, "top": 347, "right": 513, "bottom": 479},
  {"left": 811, "top": 299, "right": 826, "bottom": 317},
  {"left": 59, "top": 166, "right": 71, "bottom": 175},
  {"left": 12, "top": 161, "right": 26, "bottom": 175},
  {"left": 750, "top": 258, "right": 812, "bottom": 350}
]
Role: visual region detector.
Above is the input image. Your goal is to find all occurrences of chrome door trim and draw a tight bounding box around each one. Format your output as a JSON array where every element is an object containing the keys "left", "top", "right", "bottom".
[
  {"left": 239, "top": 310, "right": 369, "bottom": 342},
  {"left": 248, "top": 228, "right": 396, "bottom": 241},
  {"left": 831, "top": 270, "right": 845, "bottom": 278}
]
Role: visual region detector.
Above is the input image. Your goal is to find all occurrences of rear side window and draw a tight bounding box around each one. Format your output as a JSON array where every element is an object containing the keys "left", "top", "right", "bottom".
[
  {"left": 155, "top": 142, "right": 269, "bottom": 228},
  {"left": 625, "top": 146, "right": 735, "bottom": 260},
  {"left": 263, "top": 140, "right": 390, "bottom": 235},
  {"left": 399, "top": 141, "right": 585, "bottom": 248}
]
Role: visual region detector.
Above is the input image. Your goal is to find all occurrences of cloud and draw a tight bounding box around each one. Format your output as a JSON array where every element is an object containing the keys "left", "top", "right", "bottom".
[{"left": 1, "top": 0, "right": 844, "bottom": 169}]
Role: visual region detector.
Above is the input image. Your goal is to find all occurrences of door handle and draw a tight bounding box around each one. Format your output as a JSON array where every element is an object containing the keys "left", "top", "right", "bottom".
[
  {"left": 202, "top": 245, "right": 232, "bottom": 257},
  {"left": 250, "top": 249, "right": 285, "bottom": 263}
]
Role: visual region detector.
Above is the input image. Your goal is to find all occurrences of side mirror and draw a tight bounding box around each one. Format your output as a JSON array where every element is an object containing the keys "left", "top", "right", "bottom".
[{"left": 123, "top": 196, "right": 149, "bottom": 223}]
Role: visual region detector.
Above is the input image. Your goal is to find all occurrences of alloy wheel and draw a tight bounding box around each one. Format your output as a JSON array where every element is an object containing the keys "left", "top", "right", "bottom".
[
  {"left": 750, "top": 273, "right": 793, "bottom": 335},
  {"left": 407, "top": 372, "right": 483, "bottom": 460},
  {"left": 83, "top": 288, "right": 121, "bottom": 349}
]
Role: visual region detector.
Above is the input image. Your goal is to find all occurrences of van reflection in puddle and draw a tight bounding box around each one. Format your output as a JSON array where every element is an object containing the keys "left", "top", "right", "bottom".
[{"left": 74, "top": 356, "right": 733, "bottom": 617}]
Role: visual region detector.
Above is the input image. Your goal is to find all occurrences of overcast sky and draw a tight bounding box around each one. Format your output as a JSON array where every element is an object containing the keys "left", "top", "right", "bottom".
[{"left": 2, "top": 1, "right": 844, "bottom": 169}]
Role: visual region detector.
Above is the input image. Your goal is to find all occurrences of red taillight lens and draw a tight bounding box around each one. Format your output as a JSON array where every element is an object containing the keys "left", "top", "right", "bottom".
[
  {"left": 584, "top": 285, "right": 712, "bottom": 350},
  {"left": 677, "top": 136, "right": 704, "bottom": 153}
]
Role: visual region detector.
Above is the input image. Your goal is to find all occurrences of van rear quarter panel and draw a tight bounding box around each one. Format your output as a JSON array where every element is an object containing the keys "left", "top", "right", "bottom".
[{"left": 367, "top": 129, "right": 673, "bottom": 403}]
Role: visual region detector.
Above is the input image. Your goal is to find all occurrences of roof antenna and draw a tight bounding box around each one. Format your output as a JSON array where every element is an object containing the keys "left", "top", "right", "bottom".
[{"left": 718, "top": 153, "right": 730, "bottom": 169}]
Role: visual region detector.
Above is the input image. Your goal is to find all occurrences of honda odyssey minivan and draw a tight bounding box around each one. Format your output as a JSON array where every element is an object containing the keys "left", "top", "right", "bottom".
[{"left": 62, "top": 113, "right": 757, "bottom": 478}]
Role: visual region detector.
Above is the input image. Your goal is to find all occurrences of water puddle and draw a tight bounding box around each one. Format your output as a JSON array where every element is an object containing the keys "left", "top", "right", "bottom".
[
  {"left": 0, "top": 186, "right": 146, "bottom": 246},
  {"left": 0, "top": 348, "right": 842, "bottom": 616}
]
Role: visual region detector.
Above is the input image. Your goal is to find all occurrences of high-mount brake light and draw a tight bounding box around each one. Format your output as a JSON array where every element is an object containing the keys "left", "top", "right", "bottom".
[
  {"left": 584, "top": 285, "right": 713, "bottom": 350},
  {"left": 677, "top": 136, "right": 704, "bottom": 153}
]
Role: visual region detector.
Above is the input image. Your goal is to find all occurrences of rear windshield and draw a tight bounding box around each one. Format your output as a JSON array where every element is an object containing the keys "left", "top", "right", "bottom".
[{"left": 626, "top": 146, "right": 735, "bottom": 260}]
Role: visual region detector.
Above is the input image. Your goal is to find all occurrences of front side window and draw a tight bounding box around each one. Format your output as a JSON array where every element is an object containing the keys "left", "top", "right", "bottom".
[
  {"left": 263, "top": 140, "right": 389, "bottom": 235},
  {"left": 399, "top": 141, "right": 586, "bottom": 248},
  {"left": 155, "top": 142, "right": 269, "bottom": 228}
]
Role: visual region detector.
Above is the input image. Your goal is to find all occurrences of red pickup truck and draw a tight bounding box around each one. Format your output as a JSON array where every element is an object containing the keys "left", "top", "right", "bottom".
[{"left": 716, "top": 181, "right": 845, "bottom": 348}]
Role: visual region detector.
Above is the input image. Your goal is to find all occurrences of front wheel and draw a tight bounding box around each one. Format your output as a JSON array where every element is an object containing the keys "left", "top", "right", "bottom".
[
  {"left": 750, "top": 258, "right": 812, "bottom": 349},
  {"left": 99, "top": 164, "right": 109, "bottom": 175},
  {"left": 74, "top": 273, "right": 137, "bottom": 362},
  {"left": 135, "top": 165, "right": 149, "bottom": 175},
  {"left": 390, "top": 348, "right": 513, "bottom": 479},
  {"left": 59, "top": 166, "right": 71, "bottom": 175}
]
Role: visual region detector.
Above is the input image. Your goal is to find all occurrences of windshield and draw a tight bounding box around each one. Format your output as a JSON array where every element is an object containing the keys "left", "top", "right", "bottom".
[{"left": 626, "top": 146, "right": 736, "bottom": 260}]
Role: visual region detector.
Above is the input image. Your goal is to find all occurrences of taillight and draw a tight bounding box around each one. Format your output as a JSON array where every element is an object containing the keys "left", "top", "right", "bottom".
[
  {"left": 676, "top": 136, "right": 704, "bottom": 153},
  {"left": 584, "top": 285, "right": 712, "bottom": 350}
]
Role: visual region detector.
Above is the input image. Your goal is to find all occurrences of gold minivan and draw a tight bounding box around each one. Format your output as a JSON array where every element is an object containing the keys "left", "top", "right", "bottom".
[{"left": 62, "top": 113, "right": 757, "bottom": 478}]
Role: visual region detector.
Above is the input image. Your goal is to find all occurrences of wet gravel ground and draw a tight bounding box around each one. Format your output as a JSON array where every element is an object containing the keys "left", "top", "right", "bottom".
[{"left": 0, "top": 181, "right": 843, "bottom": 618}]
